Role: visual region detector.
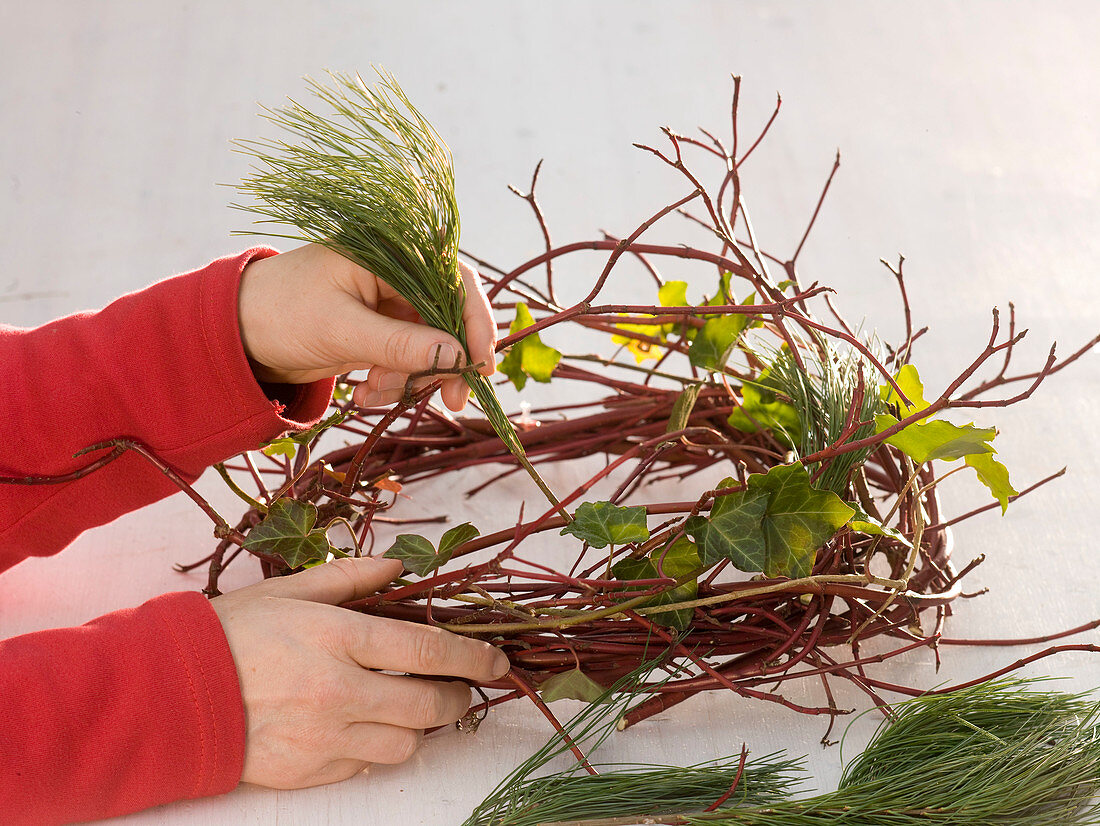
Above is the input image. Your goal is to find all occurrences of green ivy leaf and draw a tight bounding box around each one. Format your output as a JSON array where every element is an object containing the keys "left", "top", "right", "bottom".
[
  {"left": 383, "top": 534, "right": 445, "bottom": 576},
  {"left": 438, "top": 522, "right": 480, "bottom": 556},
  {"left": 877, "top": 416, "right": 996, "bottom": 464},
  {"left": 685, "top": 479, "right": 768, "bottom": 570},
  {"left": 243, "top": 499, "right": 333, "bottom": 568},
  {"left": 261, "top": 437, "right": 298, "bottom": 459},
  {"left": 965, "top": 452, "right": 1017, "bottom": 514},
  {"left": 687, "top": 464, "right": 852, "bottom": 578},
  {"left": 749, "top": 462, "right": 855, "bottom": 578},
  {"left": 880, "top": 362, "right": 932, "bottom": 418},
  {"left": 260, "top": 410, "right": 351, "bottom": 459},
  {"left": 658, "top": 280, "right": 690, "bottom": 335},
  {"left": 560, "top": 502, "right": 649, "bottom": 549},
  {"left": 383, "top": 522, "right": 481, "bottom": 576},
  {"left": 878, "top": 364, "right": 1013, "bottom": 512},
  {"left": 688, "top": 293, "right": 757, "bottom": 370},
  {"left": 705, "top": 272, "right": 735, "bottom": 307},
  {"left": 728, "top": 369, "right": 802, "bottom": 447},
  {"left": 847, "top": 507, "right": 912, "bottom": 546},
  {"left": 499, "top": 302, "right": 562, "bottom": 390},
  {"left": 539, "top": 668, "right": 607, "bottom": 703},
  {"left": 612, "top": 537, "right": 701, "bottom": 630}
]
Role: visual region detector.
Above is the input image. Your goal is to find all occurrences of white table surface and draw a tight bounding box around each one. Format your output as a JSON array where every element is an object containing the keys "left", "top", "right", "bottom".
[{"left": 2, "top": 2, "right": 1098, "bottom": 824}]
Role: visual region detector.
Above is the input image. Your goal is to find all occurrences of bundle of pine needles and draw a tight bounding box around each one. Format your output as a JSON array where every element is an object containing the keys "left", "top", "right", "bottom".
[
  {"left": 467, "top": 679, "right": 1100, "bottom": 826},
  {"left": 234, "top": 69, "right": 563, "bottom": 512}
]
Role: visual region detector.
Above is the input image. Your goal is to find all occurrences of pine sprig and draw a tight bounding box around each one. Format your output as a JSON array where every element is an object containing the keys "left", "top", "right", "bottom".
[
  {"left": 506, "top": 680, "right": 1100, "bottom": 826},
  {"left": 234, "top": 69, "right": 565, "bottom": 515}
]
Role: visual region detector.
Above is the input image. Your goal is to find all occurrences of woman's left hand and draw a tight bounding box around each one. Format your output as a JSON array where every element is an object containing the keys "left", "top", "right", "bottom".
[{"left": 237, "top": 243, "right": 496, "bottom": 411}]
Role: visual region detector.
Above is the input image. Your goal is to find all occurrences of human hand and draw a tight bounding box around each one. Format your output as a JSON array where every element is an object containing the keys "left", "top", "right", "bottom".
[
  {"left": 210, "top": 556, "right": 510, "bottom": 789},
  {"left": 237, "top": 243, "right": 496, "bottom": 411}
]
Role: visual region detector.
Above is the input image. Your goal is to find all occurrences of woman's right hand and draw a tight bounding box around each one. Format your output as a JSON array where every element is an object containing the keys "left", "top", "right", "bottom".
[{"left": 210, "top": 556, "right": 509, "bottom": 788}]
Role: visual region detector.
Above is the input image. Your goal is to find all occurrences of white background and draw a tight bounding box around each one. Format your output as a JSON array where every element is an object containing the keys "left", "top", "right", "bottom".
[{"left": 2, "top": 2, "right": 1098, "bottom": 824}]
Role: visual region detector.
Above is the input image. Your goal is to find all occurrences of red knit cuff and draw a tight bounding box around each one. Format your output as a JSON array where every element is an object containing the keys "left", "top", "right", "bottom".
[{"left": 193, "top": 246, "right": 335, "bottom": 443}]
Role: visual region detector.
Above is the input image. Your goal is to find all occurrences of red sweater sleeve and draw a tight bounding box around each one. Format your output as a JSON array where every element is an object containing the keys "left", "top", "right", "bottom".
[{"left": 0, "top": 249, "right": 335, "bottom": 823}]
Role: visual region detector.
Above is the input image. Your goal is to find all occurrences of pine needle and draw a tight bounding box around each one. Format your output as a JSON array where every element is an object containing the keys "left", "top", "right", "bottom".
[
  {"left": 233, "top": 69, "right": 565, "bottom": 515},
  {"left": 747, "top": 334, "right": 886, "bottom": 496},
  {"left": 470, "top": 679, "right": 1100, "bottom": 826}
]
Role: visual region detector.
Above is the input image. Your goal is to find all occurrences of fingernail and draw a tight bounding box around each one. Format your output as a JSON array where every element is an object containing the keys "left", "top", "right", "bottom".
[
  {"left": 432, "top": 343, "right": 459, "bottom": 367},
  {"left": 357, "top": 390, "right": 382, "bottom": 408},
  {"left": 490, "top": 651, "right": 511, "bottom": 680},
  {"left": 378, "top": 373, "right": 405, "bottom": 392}
]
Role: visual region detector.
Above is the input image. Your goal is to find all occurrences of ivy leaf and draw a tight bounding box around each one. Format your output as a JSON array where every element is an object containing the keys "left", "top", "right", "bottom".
[
  {"left": 384, "top": 522, "right": 481, "bottom": 576},
  {"left": 877, "top": 364, "right": 1013, "bottom": 512},
  {"left": 260, "top": 410, "right": 351, "bottom": 459},
  {"left": 383, "top": 534, "right": 446, "bottom": 576},
  {"left": 612, "top": 537, "right": 701, "bottom": 630},
  {"left": 705, "top": 271, "right": 735, "bottom": 307},
  {"left": 243, "top": 499, "right": 333, "bottom": 568},
  {"left": 877, "top": 363, "right": 996, "bottom": 463},
  {"left": 499, "top": 302, "right": 562, "bottom": 390},
  {"left": 612, "top": 279, "right": 701, "bottom": 360},
  {"left": 880, "top": 362, "right": 932, "bottom": 418},
  {"left": 658, "top": 280, "right": 690, "bottom": 335},
  {"left": 965, "top": 452, "right": 1018, "bottom": 514},
  {"left": 877, "top": 416, "right": 996, "bottom": 464},
  {"left": 658, "top": 280, "right": 689, "bottom": 308},
  {"left": 685, "top": 480, "right": 768, "bottom": 570},
  {"left": 667, "top": 383, "right": 702, "bottom": 434},
  {"left": 261, "top": 437, "right": 298, "bottom": 459},
  {"left": 847, "top": 507, "right": 912, "bottom": 546},
  {"left": 611, "top": 318, "right": 666, "bottom": 363},
  {"left": 728, "top": 369, "right": 802, "bottom": 448},
  {"left": 688, "top": 293, "right": 757, "bottom": 370},
  {"left": 539, "top": 668, "right": 606, "bottom": 703},
  {"left": 560, "top": 502, "right": 649, "bottom": 549},
  {"left": 438, "top": 522, "right": 480, "bottom": 556},
  {"left": 748, "top": 463, "right": 855, "bottom": 578}
]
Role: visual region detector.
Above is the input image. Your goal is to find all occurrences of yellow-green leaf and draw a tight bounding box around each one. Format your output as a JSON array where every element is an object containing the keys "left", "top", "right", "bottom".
[
  {"left": 539, "top": 668, "right": 606, "bottom": 703},
  {"left": 728, "top": 370, "right": 802, "bottom": 448},
  {"left": 966, "top": 452, "right": 1017, "bottom": 514},
  {"left": 261, "top": 438, "right": 298, "bottom": 459},
  {"left": 688, "top": 293, "right": 757, "bottom": 370},
  {"left": 611, "top": 318, "right": 666, "bottom": 363},
  {"left": 880, "top": 363, "right": 932, "bottom": 419},
  {"left": 876, "top": 416, "right": 996, "bottom": 464},
  {"left": 499, "top": 302, "right": 562, "bottom": 390},
  {"left": 658, "top": 280, "right": 689, "bottom": 308}
]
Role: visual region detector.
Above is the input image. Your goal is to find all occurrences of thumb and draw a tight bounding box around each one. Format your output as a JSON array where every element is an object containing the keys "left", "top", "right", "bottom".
[
  {"left": 334, "top": 300, "right": 467, "bottom": 375},
  {"left": 264, "top": 556, "right": 404, "bottom": 605}
]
